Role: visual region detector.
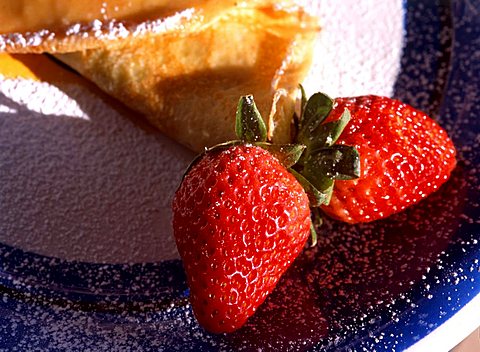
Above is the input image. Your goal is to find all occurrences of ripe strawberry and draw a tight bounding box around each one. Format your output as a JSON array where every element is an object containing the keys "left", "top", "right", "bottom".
[
  {"left": 293, "top": 93, "right": 457, "bottom": 224},
  {"left": 172, "top": 90, "right": 457, "bottom": 333},
  {"left": 172, "top": 96, "right": 313, "bottom": 333}
]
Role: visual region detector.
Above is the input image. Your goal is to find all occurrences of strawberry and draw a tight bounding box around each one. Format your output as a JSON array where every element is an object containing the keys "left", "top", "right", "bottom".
[
  {"left": 172, "top": 91, "right": 456, "bottom": 333},
  {"left": 293, "top": 92, "right": 457, "bottom": 224},
  {"left": 172, "top": 96, "right": 316, "bottom": 333}
]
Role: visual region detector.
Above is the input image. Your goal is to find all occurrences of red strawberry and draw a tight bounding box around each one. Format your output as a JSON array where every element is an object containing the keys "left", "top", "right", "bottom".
[
  {"left": 293, "top": 92, "right": 456, "bottom": 224},
  {"left": 172, "top": 96, "right": 312, "bottom": 333},
  {"left": 172, "top": 91, "right": 457, "bottom": 333}
]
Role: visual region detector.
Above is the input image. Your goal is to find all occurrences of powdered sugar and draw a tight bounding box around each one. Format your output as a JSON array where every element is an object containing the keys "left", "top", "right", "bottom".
[
  {"left": 1, "top": 1, "right": 479, "bottom": 351},
  {"left": 0, "top": 78, "right": 194, "bottom": 263},
  {"left": 303, "top": 0, "right": 403, "bottom": 98},
  {"left": 1, "top": 80, "right": 89, "bottom": 119},
  {"left": 0, "top": 0, "right": 403, "bottom": 265},
  {"left": 0, "top": 8, "right": 197, "bottom": 52}
]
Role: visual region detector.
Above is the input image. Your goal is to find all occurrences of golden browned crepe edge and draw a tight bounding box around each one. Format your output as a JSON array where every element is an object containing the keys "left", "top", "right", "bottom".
[
  {"left": 268, "top": 23, "right": 317, "bottom": 145},
  {"left": 57, "top": 5, "right": 319, "bottom": 152},
  {"left": 0, "top": 0, "right": 304, "bottom": 54},
  {"left": 0, "top": 6, "right": 219, "bottom": 54}
]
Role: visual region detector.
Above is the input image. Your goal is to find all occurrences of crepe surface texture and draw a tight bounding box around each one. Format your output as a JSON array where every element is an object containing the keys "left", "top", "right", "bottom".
[
  {"left": 57, "top": 2, "right": 318, "bottom": 151},
  {"left": 0, "top": 1, "right": 252, "bottom": 53}
]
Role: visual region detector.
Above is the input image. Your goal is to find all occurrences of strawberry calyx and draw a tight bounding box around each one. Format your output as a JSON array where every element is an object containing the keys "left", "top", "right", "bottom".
[
  {"left": 182, "top": 93, "right": 359, "bottom": 246},
  {"left": 292, "top": 89, "right": 360, "bottom": 207},
  {"left": 183, "top": 95, "right": 307, "bottom": 177},
  {"left": 235, "top": 94, "right": 268, "bottom": 143},
  {"left": 235, "top": 95, "right": 306, "bottom": 168}
]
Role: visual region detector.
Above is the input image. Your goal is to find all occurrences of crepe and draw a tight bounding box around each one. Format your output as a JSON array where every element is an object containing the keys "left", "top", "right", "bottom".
[
  {"left": 0, "top": 1, "right": 319, "bottom": 151},
  {"left": 57, "top": 3, "right": 319, "bottom": 152},
  {"left": 0, "top": 0, "right": 303, "bottom": 53}
]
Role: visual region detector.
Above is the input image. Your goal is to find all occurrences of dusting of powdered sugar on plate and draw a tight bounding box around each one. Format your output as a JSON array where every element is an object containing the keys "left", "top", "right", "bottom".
[
  {"left": 1, "top": 1, "right": 480, "bottom": 351},
  {"left": 0, "top": 0, "right": 404, "bottom": 265},
  {"left": 0, "top": 1, "right": 402, "bottom": 263},
  {"left": 302, "top": 0, "right": 404, "bottom": 98},
  {"left": 0, "top": 77, "right": 194, "bottom": 263},
  {"left": 1, "top": 79, "right": 89, "bottom": 119}
]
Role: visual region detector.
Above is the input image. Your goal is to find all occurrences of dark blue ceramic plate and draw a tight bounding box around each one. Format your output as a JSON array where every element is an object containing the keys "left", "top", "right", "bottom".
[{"left": 1, "top": 0, "right": 479, "bottom": 351}]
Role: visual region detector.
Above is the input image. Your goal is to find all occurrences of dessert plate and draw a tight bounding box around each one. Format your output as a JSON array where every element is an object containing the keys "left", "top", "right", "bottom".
[{"left": 0, "top": 0, "right": 479, "bottom": 351}]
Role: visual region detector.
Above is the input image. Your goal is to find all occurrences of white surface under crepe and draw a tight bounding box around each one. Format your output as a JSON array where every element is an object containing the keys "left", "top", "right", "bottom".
[
  {"left": 0, "top": 80, "right": 194, "bottom": 263},
  {"left": 0, "top": 0, "right": 403, "bottom": 264},
  {"left": 303, "top": 0, "right": 404, "bottom": 98}
]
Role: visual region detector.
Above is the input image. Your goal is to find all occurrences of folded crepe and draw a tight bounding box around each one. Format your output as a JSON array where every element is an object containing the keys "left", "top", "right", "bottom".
[
  {"left": 0, "top": 0, "right": 249, "bottom": 53},
  {"left": 2, "top": 1, "right": 319, "bottom": 152},
  {"left": 0, "top": 0, "right": 309, "bottom": 53}
]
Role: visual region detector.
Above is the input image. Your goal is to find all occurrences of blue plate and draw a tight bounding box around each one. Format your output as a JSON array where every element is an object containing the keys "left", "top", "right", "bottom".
[{"left": 1, "top": 0, "right": 479, "bottom": 351}]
